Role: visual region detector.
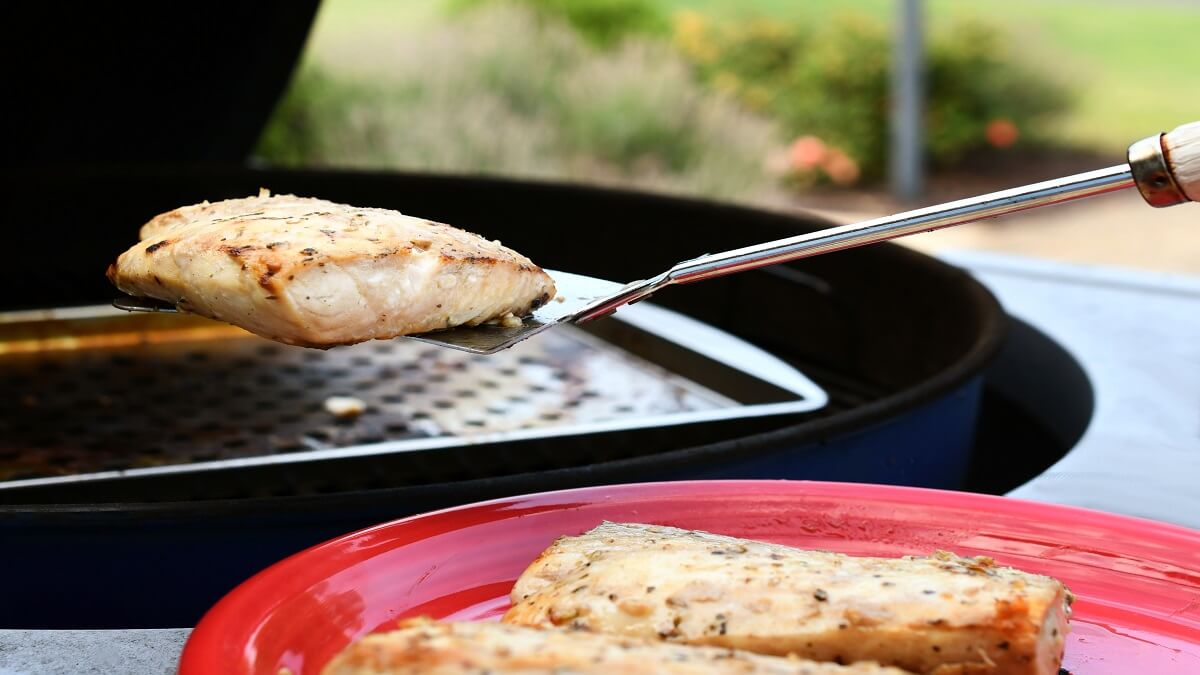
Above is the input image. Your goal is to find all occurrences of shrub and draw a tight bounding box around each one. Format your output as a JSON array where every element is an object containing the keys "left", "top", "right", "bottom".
[
  {"left": 448, "top": 0, "right": 667, "bottom": 47},
  {"left": 675, "top": 11, "right": 1071, "bottom": 185},
  {"left": 257, "top": 4, "right": 781, "bottom": 202},
  {"left": 925, "top": 21, "right": 1067, "bottom": 163}
]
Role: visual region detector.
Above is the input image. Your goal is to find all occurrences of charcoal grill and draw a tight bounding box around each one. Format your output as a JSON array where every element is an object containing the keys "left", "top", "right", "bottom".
[{"left": 0, "top": 3, "right": 1094, "bottom": 631}]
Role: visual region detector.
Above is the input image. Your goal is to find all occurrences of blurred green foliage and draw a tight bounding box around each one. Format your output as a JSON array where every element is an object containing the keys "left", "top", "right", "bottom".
[
  {"left": 674, "top": 11, "right": 1071, "bottom": 183},
  {"left": 257, "top": 4, "right": 781, "bottom": 201},
  {"left": 260, "top": 0, "right": 1074, "bottom": 193},
  {"left": 257, "top": 68, "right": 369, "bottom": 166}
]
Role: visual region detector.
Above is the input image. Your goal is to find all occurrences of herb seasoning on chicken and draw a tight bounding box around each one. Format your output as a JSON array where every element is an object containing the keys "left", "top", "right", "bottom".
[
  {"left": 504, "top": 523, "right": 1073, "bottom": 675},
  {"left": 107, "top": 190, "right": 556, "bottom": 347},
  {"left": 321, "top": 619, "right": 913, "bottom": 675}
]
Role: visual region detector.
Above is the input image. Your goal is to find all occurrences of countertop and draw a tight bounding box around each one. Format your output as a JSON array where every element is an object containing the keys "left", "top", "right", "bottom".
[{"left": 3, "top": 251, "right": 1197, "bottom": 674}]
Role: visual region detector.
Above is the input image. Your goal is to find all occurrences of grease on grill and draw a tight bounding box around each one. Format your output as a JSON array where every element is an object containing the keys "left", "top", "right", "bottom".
[{"left": 0, "top": 328, "right": 722, "bottom": 481}]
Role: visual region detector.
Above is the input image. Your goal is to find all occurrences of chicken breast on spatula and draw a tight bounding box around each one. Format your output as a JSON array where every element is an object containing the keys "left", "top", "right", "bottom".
[{"left": 107, "top": 191, "right": 556, "bottom": 347}]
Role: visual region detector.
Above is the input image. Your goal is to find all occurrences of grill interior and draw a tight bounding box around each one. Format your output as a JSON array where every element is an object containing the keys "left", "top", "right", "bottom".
[
  {"left": 1, "top": 321, "right": 729, "bottom": 483},
  {"left": 0, "top": 303, "right": 825, "bottom": 502}
]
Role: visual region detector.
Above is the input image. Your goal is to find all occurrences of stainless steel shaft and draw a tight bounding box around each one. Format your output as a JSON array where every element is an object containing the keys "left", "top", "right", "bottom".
[{"left": 668, "top": 164, "right": 1135, "bottom": 284}]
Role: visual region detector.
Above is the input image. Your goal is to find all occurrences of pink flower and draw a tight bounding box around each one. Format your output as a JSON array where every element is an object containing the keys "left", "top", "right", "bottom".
[{"left": 790, "top": 136, "right": 828, "bottom": 171}]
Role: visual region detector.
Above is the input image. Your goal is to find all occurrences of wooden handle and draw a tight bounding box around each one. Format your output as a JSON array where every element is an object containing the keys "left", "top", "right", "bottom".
[
  {"left": 1163, "top": 121, "right": 1200, "bottom": 202},
  {"left": 1128, "top": 122, "right": 1200, "bottom": 207}
]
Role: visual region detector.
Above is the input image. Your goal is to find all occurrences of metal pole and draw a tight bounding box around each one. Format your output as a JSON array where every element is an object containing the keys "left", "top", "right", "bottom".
[{"left": 891, "top": 0, "right": 924, "bottom": 201}]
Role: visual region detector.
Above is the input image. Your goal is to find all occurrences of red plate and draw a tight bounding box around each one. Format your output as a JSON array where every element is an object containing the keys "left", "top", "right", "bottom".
[{"left": 179, "top": 481, "right": 1200, "bottom": 674}]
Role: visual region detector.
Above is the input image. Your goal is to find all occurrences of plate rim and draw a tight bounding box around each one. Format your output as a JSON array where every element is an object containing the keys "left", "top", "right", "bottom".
[{"left": 179, "top": 479, "right": 1200, "bottom": 674}]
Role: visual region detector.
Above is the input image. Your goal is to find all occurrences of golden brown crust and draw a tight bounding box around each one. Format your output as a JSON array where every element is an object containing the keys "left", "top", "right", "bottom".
[{"left": 503, "top": 523, "right": 1072, "bottom": 675}]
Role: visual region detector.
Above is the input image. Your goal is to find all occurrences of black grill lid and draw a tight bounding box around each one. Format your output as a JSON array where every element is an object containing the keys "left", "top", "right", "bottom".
[{"left": 0, "top": 2, "right": 319, "bottom": 165}]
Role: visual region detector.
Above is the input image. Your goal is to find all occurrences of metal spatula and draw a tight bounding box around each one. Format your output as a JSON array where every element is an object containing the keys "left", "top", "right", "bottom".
[{"left": 117, "top": 122, "right": 1200, "bottom": 354}]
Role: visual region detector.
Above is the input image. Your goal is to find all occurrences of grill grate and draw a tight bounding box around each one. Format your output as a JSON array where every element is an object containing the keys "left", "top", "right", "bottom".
[{"left": 0, "top": 326, "right": 729, "bottom": 482}]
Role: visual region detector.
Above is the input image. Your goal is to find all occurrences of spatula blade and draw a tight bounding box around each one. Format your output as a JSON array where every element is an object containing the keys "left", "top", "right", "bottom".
[{"left": 406, "top": 270, "right": 624, "bottom": 354}]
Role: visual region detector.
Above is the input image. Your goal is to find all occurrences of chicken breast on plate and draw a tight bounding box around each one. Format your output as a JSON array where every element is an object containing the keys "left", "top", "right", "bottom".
[{"left": 504, "top": 523, "right": 1072, "bottom": 675}]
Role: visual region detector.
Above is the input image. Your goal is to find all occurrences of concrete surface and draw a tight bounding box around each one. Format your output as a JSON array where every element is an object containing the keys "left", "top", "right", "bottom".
[{"left": 0, "top": 630, "right": 189, "bottom": 675}]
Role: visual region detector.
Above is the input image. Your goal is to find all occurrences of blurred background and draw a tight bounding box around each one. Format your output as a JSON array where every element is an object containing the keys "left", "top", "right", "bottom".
[{"left": 254, "top": 0, "right": 1199, "bottom": 273}]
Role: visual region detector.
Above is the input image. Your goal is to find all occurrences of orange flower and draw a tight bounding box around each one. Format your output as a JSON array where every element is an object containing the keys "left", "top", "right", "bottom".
[
  {"left": 985, "top": 118, "right": 1019, "bottom": 148},
  {"left": 822, "top": 148, "right": 860, "bottom": 186},
  {"left": 790, "top": 135, "right": 827, "bottom": 171}
]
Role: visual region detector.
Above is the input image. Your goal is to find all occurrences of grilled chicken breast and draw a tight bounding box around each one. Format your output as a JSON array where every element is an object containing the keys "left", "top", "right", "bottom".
[
  {"left": 504, "top": 523, "right": 1072, "bottom": 675},
  {"left": 107, "top": 191, "right": 556, "bottom": 347},
  {"left": 321, "top": 620, "right": 912, "bottom": 675}
]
